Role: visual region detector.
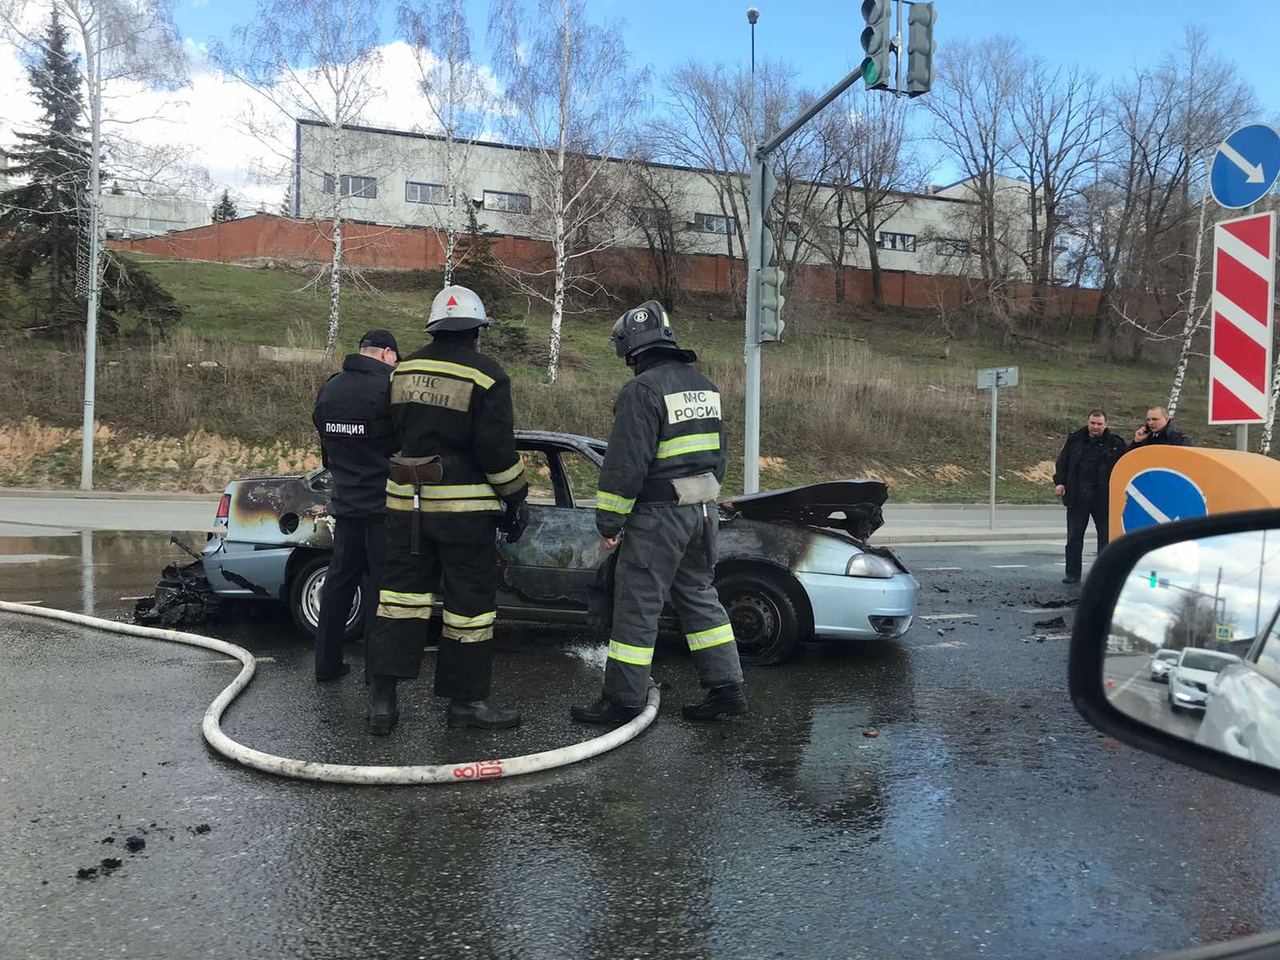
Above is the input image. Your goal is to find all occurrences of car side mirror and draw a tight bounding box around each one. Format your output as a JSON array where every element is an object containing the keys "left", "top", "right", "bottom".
[{"left": 1070, "top": 508, "right": 1280, "bottom": 795}]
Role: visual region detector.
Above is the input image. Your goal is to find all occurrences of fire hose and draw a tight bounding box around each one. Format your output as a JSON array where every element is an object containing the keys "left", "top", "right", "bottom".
[{"left": 0, "top": 600, "right": 658, "bottom": 785}]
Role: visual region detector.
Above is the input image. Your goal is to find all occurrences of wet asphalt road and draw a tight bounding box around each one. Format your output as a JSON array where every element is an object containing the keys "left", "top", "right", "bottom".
[{"left": 3, "top": 533, "right": 1280, "bottom": 960}]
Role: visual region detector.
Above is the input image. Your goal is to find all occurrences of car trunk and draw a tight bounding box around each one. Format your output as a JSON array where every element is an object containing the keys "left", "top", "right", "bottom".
[{"left": 720, "top": 480, "right": 888, "bottom": 541}]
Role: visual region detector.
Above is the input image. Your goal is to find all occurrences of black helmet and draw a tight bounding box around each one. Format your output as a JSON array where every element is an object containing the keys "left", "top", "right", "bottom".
[
  {"left": 426, "top": 285, "right": 490, "bottom": 334},
  {"left": 610, "top": 300, "right": 679, "bottom": 359}
]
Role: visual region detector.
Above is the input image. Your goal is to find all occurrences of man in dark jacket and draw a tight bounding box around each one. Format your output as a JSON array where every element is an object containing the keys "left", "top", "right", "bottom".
[
  {"left": 311, "top": 329, "right": 400, "bottom": 681},
  {"left": 1131, "top": 406, "right": 1189, "bottom": 448},
  {"left": 570, "top": 300, "right": 746, "bottom": 726},
  {"left": 364, "top": 285, "right": 528, "bottom": 735},
  {"left": 1053, "top": 409, "right": 1128, "bottom": 585}
]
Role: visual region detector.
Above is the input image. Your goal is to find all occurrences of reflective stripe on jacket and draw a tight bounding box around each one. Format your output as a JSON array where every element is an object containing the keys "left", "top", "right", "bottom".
[
  {"left": 595, "top": 352, "right": 727, "bottom": 538},
  {"left": 387, "top": 335, "right": 527, "bottom": 515}
]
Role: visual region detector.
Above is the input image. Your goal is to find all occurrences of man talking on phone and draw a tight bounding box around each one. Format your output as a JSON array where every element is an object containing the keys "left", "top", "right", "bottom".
[{"left": 1130, "top": 406, "right": 1188, "bottom": 449}]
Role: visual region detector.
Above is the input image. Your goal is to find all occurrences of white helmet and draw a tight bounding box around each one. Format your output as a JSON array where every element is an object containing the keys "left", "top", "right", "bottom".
[{"left": 426, "top": 284, "right": 489, "bottom": 333}]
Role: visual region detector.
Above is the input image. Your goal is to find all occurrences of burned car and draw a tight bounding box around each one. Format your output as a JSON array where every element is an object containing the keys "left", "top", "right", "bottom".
[{"left": 141, "top": 431, "right": 917, "bottom": 664}]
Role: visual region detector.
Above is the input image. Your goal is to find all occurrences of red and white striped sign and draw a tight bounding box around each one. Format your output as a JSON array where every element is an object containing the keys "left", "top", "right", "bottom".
[{"left": 1210, "top": 211, "right": 1275, "bottom": 424}]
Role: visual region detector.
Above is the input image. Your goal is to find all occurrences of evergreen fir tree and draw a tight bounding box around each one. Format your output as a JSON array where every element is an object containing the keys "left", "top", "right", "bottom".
[
  {"left": 0, "top": 8, "right": 90, "bottom": 327},
  {"left": 211, "top": 189, "right": 238, "bottom": 222},
  {"left": 452, "top": 203, "right": 505, "bottom": 309}
]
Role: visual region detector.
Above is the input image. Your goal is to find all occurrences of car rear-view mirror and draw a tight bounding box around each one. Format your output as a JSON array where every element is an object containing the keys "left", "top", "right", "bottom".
[{"left": 1070, "top": 509, "right": 1280, "bottom": 795}]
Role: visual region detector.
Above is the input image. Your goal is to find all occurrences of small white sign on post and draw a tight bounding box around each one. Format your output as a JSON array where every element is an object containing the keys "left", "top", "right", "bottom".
[{"left": 977, "top": 366, "right": 1020, "bottom": 530}]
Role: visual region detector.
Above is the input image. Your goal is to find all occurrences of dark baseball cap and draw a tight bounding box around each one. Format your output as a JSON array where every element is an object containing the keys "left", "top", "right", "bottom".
[{"left": 358, "top": 329, "right": 399, "bottom": 356}]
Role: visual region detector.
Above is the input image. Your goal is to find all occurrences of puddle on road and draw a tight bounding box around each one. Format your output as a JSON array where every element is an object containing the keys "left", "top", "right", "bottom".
[{"left": 0, "top": 531, "right": 206, "bottom": 619}]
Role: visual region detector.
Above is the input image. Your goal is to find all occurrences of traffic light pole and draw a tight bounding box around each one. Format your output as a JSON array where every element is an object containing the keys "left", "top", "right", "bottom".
[
  {"left": 744, "top": 156, "right": 765, "bottom": 496},
  {"left": 743, "top": 62, "right": 868, "bottom": 494}
]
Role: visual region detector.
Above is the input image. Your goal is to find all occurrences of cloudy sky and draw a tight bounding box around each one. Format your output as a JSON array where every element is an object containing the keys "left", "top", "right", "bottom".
[
  {"left": 1, "top": 0, "right": 1277, "bottom": 211},
  {"left": 1113, "top": 530, "right": 1280, "bottom": 646}
]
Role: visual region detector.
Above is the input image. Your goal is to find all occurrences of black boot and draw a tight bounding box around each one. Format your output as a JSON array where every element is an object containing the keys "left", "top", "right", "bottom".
[
  {"left": 368, "top": 675, "right": 399, "bottom": 736},
  {"left": 448, "top": 699, "right": 521, "bottom": 730},
  {"left": 682, "top": 684, "right": 748, "bottom": 721},
  {"left": 570, "top": 696, "right": 644, "bottom": 726}
]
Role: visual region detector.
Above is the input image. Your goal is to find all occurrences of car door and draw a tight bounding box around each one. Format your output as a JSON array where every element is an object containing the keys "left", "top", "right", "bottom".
[{"left": 495, "top": 442, "right": 604, "bottom": 620}]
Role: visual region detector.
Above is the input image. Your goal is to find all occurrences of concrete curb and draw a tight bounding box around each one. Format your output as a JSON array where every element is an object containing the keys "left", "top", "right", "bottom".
[
  {"left": 0, "top": 487, "right": 221, "bottom": 502},
  {"left": 879, "top": 531, "right": 1064, "bottom": 546}
]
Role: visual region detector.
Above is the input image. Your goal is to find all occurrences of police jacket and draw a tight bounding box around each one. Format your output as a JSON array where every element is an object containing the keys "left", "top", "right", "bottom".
[
  {"left": 1130, "top": 422, "right": 1189, "bottom": 450},
  {"left": 385, "top": 332, "right": 527, "bottom": 518},
  {"left": 595, "top": 348, "right": 727, "bottom": 539},
  {"left": 1053, "top": 427, "right": 1128, "bottom": 507},
  {"left": 312, "top": 352, "right": 397, "bottom": 518}
]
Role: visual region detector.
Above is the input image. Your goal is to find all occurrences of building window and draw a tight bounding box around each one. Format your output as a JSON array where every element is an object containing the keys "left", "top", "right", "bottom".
[
  {"left": 828, "top": 225, "right": 860, "bottom": 247},
  {"left": 783, "top": 221, "right": 803, "bottom": 243},
  {"left": 629, "top": 206, "right": 669, "bottom": 229},
  {"left": 483, "top": 190, "right": 532, "bottom": 215},
  {"left": 876, "top": 231, "right": 917, "bottom": 252},
  {"left": 406, "top": 181, "right": 451, "bottom": 205},
  {"left": 322, "top": 174, "right": 378, "bottom": 199},
  {"left": 694, "top": 212, "right": 737, "bottom": 235},
  {"left": 935, "top": 238, "right": 970, "bottom": 257}
]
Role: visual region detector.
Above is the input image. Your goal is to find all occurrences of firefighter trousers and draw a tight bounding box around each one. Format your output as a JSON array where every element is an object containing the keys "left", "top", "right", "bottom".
[
  {"left": 603, "top": 503, "right": 744, "bottom": 708},
  {"left": 365, "top": 511, "right": 500, "bottom": 702}
]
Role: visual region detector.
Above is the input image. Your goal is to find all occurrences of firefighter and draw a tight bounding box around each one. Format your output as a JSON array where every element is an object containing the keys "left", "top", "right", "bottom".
[
  {"left": 571, "top": 300, "right": 747, "bottom": 725},
  {"left": 310, "top": 328, "right": 399, "bottom": 682},
  {"left": 364, "top": 285, "right": 529, "bottom": 735}
]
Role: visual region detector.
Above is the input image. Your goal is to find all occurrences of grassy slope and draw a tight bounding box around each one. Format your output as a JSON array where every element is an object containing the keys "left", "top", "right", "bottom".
[{"left": 1, "top": 254, "right": 1242, "bottom": 500}]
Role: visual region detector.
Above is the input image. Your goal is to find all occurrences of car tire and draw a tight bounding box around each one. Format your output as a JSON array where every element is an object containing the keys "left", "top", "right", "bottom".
[
  {"left": 289, "top": 556, "right": 363, "bottom": 641},
  {"left": 717, "top": 572, "right": 799, "bottom": 666}
]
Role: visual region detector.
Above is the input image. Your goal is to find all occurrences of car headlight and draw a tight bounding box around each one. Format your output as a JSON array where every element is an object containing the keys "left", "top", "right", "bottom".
[{"left": 846, "top": 553, "right": 897, "bottom": 578}]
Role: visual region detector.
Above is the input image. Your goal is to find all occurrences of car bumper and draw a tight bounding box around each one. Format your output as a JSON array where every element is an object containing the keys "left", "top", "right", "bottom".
[
  {"left": 201, "top": 537, "right": 293, "bottom": 601},
  {"left": 1172, "top": 688, "right": 1207, "bottom": 711},
  {"left": 1151, "top": 670, "right": 1170, "bottom": 683},
  {"left": 796, "top": 571, "right": 919, "bottom": 640}
]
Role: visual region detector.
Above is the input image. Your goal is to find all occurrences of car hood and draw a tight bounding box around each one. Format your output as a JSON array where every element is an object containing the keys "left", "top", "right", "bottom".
[
  {"left": 720, "top": 480, "right": 887, "bottom": 541},
  {"left": 1176, "top": 666, "right": 1222, "bottom": 685}
]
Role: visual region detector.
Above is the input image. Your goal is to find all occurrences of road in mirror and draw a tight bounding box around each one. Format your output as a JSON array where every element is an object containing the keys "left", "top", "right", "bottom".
[{"left": 1105, "top": 528, "right": 1280, "bottom": 770}]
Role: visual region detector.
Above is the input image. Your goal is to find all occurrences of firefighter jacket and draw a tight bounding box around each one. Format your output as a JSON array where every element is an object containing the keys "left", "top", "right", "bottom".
[
  {"left": 384, "top": 333, "right": 527, "bottom": 518},
  {"left": 312, "top": 352, "right": 398, "bottom": 518},
  {"left": 595, "top": 350, "right": 727, "bottom": 539}
]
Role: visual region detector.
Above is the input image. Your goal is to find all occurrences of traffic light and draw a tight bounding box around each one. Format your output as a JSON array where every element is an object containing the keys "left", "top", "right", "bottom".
[
  {"left": 1149, "top": 570, "right": 1158, "bottom": 588},
  {"left": 760, "top": 266, "right": 786, "bottom": 341},
  {"left": 752, "top": 160, "right": 784, "bottom": 342},
  {"left": 905, "top": 2, "right": 937, "bottom": 97},
  {"left": 860, "top": 0, "right": 892, "bottom": 92}
]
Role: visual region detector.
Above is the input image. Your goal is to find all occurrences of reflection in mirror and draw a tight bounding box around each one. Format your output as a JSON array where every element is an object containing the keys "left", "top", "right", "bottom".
[{"left": 1106, "top": 528, "right": 1280, "bottom": 771}]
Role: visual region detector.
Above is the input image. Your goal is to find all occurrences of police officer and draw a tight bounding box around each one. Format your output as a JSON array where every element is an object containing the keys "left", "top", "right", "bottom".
[
  {"left": 571, "top": 300, "right": 747, "bottom": 725},
  {"left": 311, "top": 328, "right": 399, "bottom": 682},
  {"left": 365, "top": 286, "right": 528, "bottom": 735}
]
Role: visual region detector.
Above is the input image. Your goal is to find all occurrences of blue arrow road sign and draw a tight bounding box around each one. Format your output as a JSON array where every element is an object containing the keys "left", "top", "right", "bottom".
[
  {"left": 1122, "top": 469, "right": 1208, "bottom": 533},
  {"left": 1211, "top": 123, "right": 1280, "bottom": 209}
]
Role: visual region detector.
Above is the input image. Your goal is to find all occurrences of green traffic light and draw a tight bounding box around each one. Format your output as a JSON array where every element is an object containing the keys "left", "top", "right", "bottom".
[
  {"left": 1149, "top": 571, "right": 1158, "bottom": 588},
  {"left": 862, "top": 57, "right": 880, "bottom": 85}
]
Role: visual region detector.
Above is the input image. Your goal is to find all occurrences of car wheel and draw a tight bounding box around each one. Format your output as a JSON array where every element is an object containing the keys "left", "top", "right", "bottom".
[
  {"left": 289, "top": 556, "right": 363, "bottom": 640},
  {"left": 717, "top": 572, "right": 799, "bottom": 666}
]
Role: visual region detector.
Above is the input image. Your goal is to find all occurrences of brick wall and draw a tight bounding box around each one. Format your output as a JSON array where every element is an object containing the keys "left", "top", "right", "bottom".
[{"left": 111, "top": 213, "right": 1101, "bottom": 315}]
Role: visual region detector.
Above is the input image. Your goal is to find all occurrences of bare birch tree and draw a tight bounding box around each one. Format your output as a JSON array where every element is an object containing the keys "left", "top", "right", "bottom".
[
  {"left": 488, "top": 0, "right": 648, "bottom": 383},
  {"left": 923, "top": 36, "right": 1025, "bottom": 312},
  {"left": 399, "top": 0, "right": 491, "bottom": 284},
  {"left": 817, "top": 89, "right": 928, "bottom": 305},
  {"left": 621, "top": 147, "right": 693, "bottom": 310},
  {"left": 652, "top": 61, "right": 752, "bottom": 307},
  {"left": 1008, "top": 60, "right": 1104, "bottom": 315},
  {"left": 211, "top": 0, "right": 385, "bottom": 358}
]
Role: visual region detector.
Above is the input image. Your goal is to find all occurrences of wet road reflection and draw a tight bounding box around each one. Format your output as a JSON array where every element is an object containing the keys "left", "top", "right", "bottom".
[{"left": 3, "top": 536, "right": 1280, "bottom": 959}]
